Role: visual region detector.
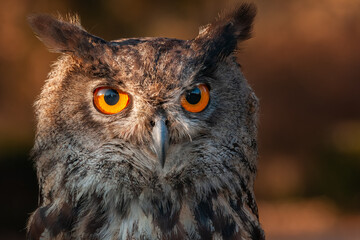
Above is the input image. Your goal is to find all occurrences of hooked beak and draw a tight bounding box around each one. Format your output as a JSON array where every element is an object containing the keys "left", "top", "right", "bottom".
[{"left": 151, "top": 116, "right": 169, "bottom": 168}]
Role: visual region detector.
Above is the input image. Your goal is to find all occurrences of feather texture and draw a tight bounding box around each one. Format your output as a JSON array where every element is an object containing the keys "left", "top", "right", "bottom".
[{"left": 27, "top": 3, "right": 264, "bottom": 240}]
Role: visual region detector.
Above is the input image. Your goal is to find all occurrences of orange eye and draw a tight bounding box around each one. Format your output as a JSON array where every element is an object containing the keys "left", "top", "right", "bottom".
[
  {"left": 93, "top": 87, "right": 129, "bottom": 115},
  {"left": 181, "top": 84, "right": 210, "bottom": 113}
]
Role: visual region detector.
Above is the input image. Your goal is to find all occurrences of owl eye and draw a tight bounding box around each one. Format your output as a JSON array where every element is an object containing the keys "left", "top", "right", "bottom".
[
  {"left": 93, "top": 87, "right": 129, "bottom": 115},
  {"left": 181, "top": 84, "right": 210, "bottom": 113}
]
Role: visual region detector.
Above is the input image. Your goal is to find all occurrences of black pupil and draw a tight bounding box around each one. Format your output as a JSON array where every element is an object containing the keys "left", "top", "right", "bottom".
[
  {"left": 104, "top": 89, "right": 119, "bottom": 105},
  {"left": 186, "top": 87, "right": 201, "bottom": 104}
]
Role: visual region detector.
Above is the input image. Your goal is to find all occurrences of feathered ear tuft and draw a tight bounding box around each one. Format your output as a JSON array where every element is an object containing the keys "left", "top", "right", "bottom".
[
  {"left": 193, "top": 3, "right": 256, "bottom": 63},
  {"left": 27, "top": 14, "right": 106, "bottom": 59},
  {"left": 214, "top": 3, "right": 257, "bottom": 42}
]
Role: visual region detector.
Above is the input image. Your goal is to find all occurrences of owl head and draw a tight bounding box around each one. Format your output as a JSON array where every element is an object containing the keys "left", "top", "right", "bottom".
[{"left": 27, "top": 3, "right": 262, "bottom": 239}]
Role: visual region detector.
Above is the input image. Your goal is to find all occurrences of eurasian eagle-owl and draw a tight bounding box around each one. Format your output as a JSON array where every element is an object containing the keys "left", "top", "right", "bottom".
[{"left": 27, "top": 3, "right": 264, "bottom": 240}]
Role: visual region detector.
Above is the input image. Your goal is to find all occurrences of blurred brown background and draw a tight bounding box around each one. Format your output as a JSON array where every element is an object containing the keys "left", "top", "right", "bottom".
[{"left": 0, "top": 0, "right": 359, "bottom": 239}]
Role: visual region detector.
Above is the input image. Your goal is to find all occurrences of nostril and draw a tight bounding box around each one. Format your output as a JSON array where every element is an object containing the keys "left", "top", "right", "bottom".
[{"left": 150, "top": 120, "right": 155, "bottom": 127}]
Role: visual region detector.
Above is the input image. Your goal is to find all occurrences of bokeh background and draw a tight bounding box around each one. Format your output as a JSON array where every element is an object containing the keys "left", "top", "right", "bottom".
[{"left": 1, "top": 0, "right": 359, "bottom": 239}]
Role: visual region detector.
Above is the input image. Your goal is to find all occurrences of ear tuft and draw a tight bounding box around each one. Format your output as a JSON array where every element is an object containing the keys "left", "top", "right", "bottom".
[
  {"left": 27, "top": 13, "right": 106, "bottom": 57},
  {"left": 215, "top": 3, "right": 257, "bottom": 42},
  {"left": 28, "top": 14, "right": 81, "bottom": 53},
  {"left": 193, "top": 3, "right": 257, "bottom": 63}
]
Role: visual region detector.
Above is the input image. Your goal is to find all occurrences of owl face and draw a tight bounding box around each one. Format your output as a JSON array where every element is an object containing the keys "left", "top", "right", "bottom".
[
  {"left": 28, "top": 9, "right": 259, "bottom": 192},
  {"left": 28, "top": 4, "right": 258, "bottom": 197},
  {"left": 27, "top": 5, "right": 264, "bottom": 240},
  {"left": 31, "top": 29, "right": 257, "bottom": 175},
  {"left": 78, "top": 38, "right": 218, "bottom": 169}
]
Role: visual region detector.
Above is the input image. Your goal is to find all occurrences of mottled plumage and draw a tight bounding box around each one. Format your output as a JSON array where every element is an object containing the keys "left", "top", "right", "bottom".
[{"left": 27, "top": 3, "right": 264, "bottom": 240}]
